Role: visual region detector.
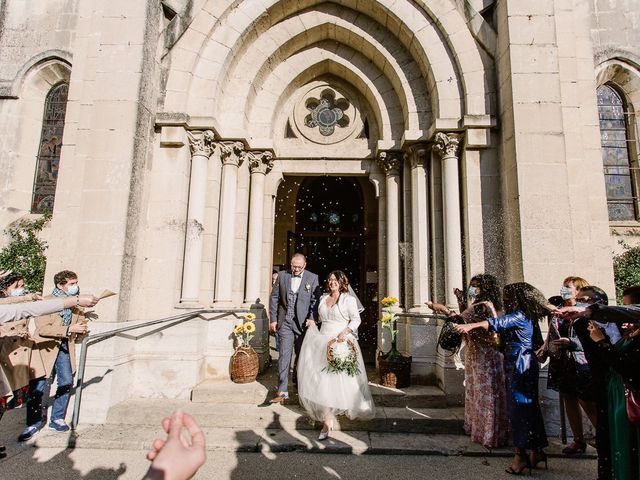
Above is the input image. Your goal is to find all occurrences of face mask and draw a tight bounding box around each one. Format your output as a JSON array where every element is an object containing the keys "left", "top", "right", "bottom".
[
  {"left": 468, "top": 286, "right": 478, "bottom": 299},
  {"left": 560, "top": 286, "right": 573, "bottom": 300},
  {"left": 575, "top": 302, "right": 591, "bottom": 308},
  {"left": 66, "top": 284, "right": 79, "bottom": 296},
  {"left": 10, "top": 288, "right": 24, "bottom": 297}
]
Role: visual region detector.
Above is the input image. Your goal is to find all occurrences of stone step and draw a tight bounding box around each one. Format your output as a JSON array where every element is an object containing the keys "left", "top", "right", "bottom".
[
  {"left": 191, "top": 367, "right": 448, "bottom": 409},
  {"left": 105, "top": 399, "right": 465, "bottom": 435},
  {"left": 32, "top": 422, "right": 597, "bottom": 460}
]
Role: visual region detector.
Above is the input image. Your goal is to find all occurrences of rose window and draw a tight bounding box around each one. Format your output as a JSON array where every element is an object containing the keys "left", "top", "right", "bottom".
[{"left": 304, "top": 89, "right": 350, "bottom": 136}]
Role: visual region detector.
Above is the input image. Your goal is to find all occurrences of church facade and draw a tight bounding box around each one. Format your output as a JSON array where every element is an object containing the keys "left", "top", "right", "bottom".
[{"left": 0, "top": 0, "right": 638, "bottom": 422}]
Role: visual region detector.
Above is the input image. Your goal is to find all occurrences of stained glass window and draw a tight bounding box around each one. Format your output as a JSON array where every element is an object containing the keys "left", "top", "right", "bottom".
[
  {"left": 597, "top": 84, "right": 637, "bottom": 221},
  {"left": 31, "top": 82, "right": 69, "bottom": 214}
]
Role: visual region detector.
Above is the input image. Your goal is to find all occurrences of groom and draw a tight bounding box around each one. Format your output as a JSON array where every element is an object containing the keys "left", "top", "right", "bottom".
[{"left": 269, "top": 253, "right": 320, "bottom": 403}]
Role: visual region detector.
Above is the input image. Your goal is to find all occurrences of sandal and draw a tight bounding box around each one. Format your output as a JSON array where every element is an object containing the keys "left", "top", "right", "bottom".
[
  {"left": 530, "top": 449, "right": 548, "bottom": 469},
  {"left": 562, "top": 440, "right": 586, "bottom": 455},
  {"left": 506, "top": 452, "right": 532, "bottom": 476}
]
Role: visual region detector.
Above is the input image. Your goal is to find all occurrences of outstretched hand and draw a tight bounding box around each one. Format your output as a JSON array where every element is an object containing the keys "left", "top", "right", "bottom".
[{"left": 145, "top": 410, "right": 206, "bottom": 480}]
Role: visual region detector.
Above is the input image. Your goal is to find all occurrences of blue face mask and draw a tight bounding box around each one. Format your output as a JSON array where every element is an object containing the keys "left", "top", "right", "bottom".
[
  {"left": 468, "top": 286, "right": 478, "bottom": 299},
  {"left": 66, "top": 284, "right": 79, "bottom": 296},
  {"left": 560, "top": 286, "right": 573, "bottom": 300},
  {"left": 10, "top": 288, "right": 24, "bottom": 297}
]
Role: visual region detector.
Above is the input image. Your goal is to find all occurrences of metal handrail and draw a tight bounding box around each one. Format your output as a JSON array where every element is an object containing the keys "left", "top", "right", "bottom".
[{"left": 71, "top": 308, "right": 250, "bottom": 429}]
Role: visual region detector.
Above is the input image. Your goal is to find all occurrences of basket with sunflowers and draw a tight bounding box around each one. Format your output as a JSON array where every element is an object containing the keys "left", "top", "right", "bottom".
[{"left": 230, "top": 313, "right": 259, "bottom": 384}]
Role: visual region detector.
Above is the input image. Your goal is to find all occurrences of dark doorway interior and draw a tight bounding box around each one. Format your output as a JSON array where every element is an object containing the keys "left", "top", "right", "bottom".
[{"left": 279, "top": 175, "right": 377, "bottom": 361}]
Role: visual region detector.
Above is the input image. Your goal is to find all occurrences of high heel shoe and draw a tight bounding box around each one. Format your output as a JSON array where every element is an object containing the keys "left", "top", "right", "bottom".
[
  {"left": 562, "top": 440, "right": 586, "bottom": 455},
  {"left": 531, "top": 449, "right": 548, "bottom": 470},
  {"left": 318, "top": 421, "right": 333, "bottom": 441},
  {"left": 505, "top": 452, "right": 532, "bottom": 476}
]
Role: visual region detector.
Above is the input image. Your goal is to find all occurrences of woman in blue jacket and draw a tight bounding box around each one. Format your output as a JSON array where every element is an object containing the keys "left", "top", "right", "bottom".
[{"left": 455, "top": 282, "right": 550, "bottom": 475}]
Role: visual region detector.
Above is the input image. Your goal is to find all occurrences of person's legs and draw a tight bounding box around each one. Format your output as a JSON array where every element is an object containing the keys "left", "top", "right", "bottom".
[
  {"left": 578, "top": 397, "right": 598, "bottom": 428},
  {"left": 18, "top": 377, "right": 48, "bottom": 441},
  {"left": 26, "top": 377, "right": 47, "bottom": 426},
  {"left": 49, "top": 343, "right": 73, "bottom": 424},
  {"left": 291, "top": 329, "right": 305, "bottom": 385},
  {"left": 276, "top": 323, "right": 294, "bottom": 395},
  {"left": 563, "top": 393, "right": 587, "bottom": 451}
]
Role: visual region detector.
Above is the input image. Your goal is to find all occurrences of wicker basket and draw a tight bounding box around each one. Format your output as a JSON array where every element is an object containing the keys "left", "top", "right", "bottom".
[
  {"left": 378, "top": 354, "right": 412, "bottom": 389},
  {"left": 230, "top": 346, "right": 259, "bottom": 384}
]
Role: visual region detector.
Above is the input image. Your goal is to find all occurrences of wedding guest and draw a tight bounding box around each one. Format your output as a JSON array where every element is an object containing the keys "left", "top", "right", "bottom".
[
  {"left": 19, "top": 270, "right": 92, "bottom": 441},
  {"left": 541, "top": 276, "right": 596, "bottom": 455},
  {"left": 1, "top": 293, "right": 99, "bottom": 452},
  {"left": 562, "top": 289, "right": 640, "bottom": 480},
  {"left": 454, "top": 282, "right": 550, "bottom": 474},
  {"left": 269, "top": 254, "right": 320, "bottom": 404},
  {"left": 427, "top": 274, "right": 509, "bottom": 448},
  {"left": 0, "top": 272, "right": 41, "bottom": 303},
  {"left": 297, "top": 270, "right": 374, "bottom": 439},
  {"left": 145, "top": 410, "right": 206, "bottom": 480}
]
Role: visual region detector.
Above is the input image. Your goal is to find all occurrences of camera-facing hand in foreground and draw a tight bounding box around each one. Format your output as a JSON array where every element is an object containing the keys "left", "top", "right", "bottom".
[{"left": 145, "top": 410, "right": 206, "bottom": 480}]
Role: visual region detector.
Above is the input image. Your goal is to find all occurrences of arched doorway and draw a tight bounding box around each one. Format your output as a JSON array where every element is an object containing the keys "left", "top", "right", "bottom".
[{"left": 273, "top": 175, "right": 378, "bottom": 361}]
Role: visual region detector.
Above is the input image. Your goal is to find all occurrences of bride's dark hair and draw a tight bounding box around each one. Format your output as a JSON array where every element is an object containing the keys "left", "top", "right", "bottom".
[{"left": 325, "top": 270, "right": 349, "bottom": 293}]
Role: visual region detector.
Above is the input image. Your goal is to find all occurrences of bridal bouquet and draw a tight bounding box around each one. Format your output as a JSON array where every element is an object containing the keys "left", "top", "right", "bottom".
[
  {"left": 233, "top": 313, "right": 256, "bottom": 347},
  {"left": 324, "top": 338, "right": 361, "bottom": 376}
]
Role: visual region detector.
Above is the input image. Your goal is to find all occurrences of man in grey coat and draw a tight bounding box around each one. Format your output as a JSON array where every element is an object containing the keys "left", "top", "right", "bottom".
[{"left": 269, "top": 253, "right": 320, "bottom": 403}]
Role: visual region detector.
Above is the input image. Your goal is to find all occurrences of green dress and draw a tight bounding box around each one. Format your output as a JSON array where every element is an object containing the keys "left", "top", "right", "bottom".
[{"left": 608, "top": 339, "right": 640, "bottom": 480}]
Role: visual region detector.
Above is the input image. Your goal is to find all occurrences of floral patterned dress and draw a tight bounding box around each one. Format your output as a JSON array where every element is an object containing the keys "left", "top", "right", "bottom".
[{"left": 460, "top": 305, "right": 510, "bottom": 448}]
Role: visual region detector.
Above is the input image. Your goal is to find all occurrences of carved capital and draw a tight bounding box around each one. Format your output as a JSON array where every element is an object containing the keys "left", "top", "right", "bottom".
[
  {"left": 404, "top": 143, "right": 430, "bottom": 169},
  {"left": 187, "top": 130, "right": 216, "bottom": 157},
  {"left": 433, "top": 132, "right": 462, "bottom": 159},
  {"left": 377, "top": 151, "right": 402, "bottom": 176},
  {"left": 244, "top": 150, "right": 274, "bottom": 175},
  {"left": 217, "top": 141, "right": 245, "bottom": 167}
]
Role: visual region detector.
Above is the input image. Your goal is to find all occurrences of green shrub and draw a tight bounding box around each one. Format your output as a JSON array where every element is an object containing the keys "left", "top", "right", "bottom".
[
  {"left": 0, "top": 214, "right": 50, "bottom": 293},
  {"left": 613, "top": 242, "right": 640, "bottom": 303}
]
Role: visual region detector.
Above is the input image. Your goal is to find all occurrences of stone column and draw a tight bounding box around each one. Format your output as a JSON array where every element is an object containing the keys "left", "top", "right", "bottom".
[
  {"left": 433, "top": 132, "right": 464, "bottom": 309},
  {"left": 180, "top": 130, "right": 216, "bottom": 304},
  {"left": 377, "top": 151, "right": 402, "bottom": 301},
  {"left": 405, "top": 144, "right": 431, "bottom": 311},
  {"left": 214, "top": 141, "right": 245, "bottom": 305},
  {"left": 244, "top": 150, "right": 274, "bottom": 305}
]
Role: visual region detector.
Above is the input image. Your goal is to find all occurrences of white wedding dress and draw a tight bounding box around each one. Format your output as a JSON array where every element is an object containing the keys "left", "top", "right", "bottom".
[{"left": 297, "top": 293, "right": 375, "bottom": 422}]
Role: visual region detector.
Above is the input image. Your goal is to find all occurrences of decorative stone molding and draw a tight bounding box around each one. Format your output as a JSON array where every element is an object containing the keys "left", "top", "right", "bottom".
[
  {"left": 218, "top": 141, "right": 245, "bottom": 166},
  {"left": 187, "top": 130, "right": 216, "bottom": 157},
  {"left": 244, "top": 150, "right": 274, "bottom": 175},
  {"left": 404, "top": 144, "right": 429, "bottom": 169},
  {"left": 377, "top": 151, "right": 402, "bottom": 176},
  {"left": 433, "top": 132, "right": 462, "bottom": 159}
]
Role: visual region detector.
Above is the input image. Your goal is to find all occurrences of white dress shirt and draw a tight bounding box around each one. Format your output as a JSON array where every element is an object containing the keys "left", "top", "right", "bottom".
[{"left": 291, "top": 274, "right": 302, "bottom": 293}]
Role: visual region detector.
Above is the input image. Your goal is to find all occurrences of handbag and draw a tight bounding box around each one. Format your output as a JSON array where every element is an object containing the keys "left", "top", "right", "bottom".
[
  {"left": 437, "top": 316, "right": 463, "bottom": 354},
  {"left": 625, "top": 384, "right": 640, "bottom": 426}
]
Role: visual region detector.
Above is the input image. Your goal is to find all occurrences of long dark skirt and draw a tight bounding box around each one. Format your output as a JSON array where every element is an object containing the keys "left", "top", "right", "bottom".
[{"left": 504, "top": 357, "right": 548, "bottom": 450}]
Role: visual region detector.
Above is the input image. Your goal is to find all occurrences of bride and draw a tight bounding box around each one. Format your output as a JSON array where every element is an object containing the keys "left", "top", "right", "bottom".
[{"left": 297, "top": 270, "right": 375, "bottom": 440}]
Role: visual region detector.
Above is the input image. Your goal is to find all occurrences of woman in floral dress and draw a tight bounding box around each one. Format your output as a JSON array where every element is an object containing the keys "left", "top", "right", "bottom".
[{"left": 428, "top": 274, "right": 509, "bottom": 448}]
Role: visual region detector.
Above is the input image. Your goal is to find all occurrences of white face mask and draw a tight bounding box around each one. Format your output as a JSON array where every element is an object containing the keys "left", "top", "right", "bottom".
[
  {"left": 468, "top": 286, "right": 478, "bottom": 299},
  {"left": 10, "top": 288, "right": 24, "bottom": 297},
  {"left": 66, "top": 284, "right": 79, "bottom": 296},
  {"left": 560, "top": 286, "right": 573, "bottom": 300}
]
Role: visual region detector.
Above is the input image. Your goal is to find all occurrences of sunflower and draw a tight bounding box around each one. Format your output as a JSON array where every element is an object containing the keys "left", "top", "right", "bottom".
[
  {"left": 244, "top": 313, "right": 256, "bottom": 321},
  {"left": 381, "top": 296, "right": 399, "bottom": 307},
  {"left": 233, "top": 325, "right": 244, "bottom": 335},
  {"left": 381, "top": 313, "right": 393, "bottom": 326},
  {"left": 244, "top": 322, "right": 256, "bottom": 333}
]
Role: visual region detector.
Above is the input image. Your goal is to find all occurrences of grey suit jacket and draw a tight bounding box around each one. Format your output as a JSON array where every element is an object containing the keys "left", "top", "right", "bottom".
[{"left": 269, "top": 270, "right": 320, "bottom": 331}]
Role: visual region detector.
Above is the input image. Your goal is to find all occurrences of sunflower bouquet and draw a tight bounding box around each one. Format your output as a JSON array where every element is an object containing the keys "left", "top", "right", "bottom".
[
  {"left": 380, "top": 296, "right": 401, "bottom": 360},
  {"left": 233, "top": 313, "right": 256, "bottom": 347}
]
